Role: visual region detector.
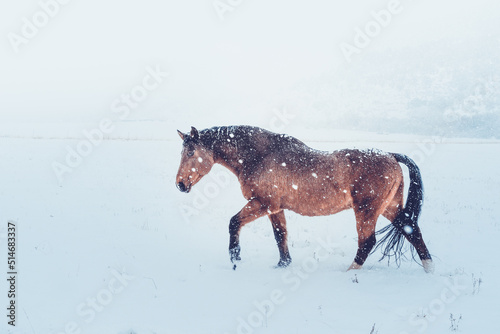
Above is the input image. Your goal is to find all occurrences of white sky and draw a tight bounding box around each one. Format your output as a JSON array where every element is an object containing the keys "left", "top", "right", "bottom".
[{"left": 1, "top": 0, "right": 499, "bottom": 124}]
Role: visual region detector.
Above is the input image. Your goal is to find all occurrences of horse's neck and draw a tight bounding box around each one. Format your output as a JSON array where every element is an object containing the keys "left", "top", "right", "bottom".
[
  {"left": 205, "top": 129, "right": 244, "bottom": 177},
  {"left": 212, "top": 142, "right": 243, "bottom": 177},
  {"left": 216, "top": 157, "right": 242, "bottom": 178}
]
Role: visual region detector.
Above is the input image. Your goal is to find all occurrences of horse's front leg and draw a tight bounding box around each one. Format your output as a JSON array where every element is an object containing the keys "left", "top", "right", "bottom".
[
  {"left": 229, "top": 198, "right": 267, "bottom": 266},
  {"left": 269, "top": 211, "right": 292, "bottom": 267}
]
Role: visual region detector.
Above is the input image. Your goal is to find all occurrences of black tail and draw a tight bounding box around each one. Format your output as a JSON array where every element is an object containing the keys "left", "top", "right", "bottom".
[{"left": 372, "top": 153, "right": 428, "bottom": 266}]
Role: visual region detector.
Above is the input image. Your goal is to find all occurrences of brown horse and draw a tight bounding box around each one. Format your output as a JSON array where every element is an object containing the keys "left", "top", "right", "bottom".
[{"left": 176, "top": 126, "right": 433, "bottom": 273}]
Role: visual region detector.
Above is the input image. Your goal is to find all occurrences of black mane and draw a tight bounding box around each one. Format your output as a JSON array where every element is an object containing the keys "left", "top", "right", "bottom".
[{"left": 199, "top": 125, "right": 312, "bottom": 157}]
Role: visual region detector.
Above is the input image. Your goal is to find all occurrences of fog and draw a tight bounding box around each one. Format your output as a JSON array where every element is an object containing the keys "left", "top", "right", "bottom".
[{"left": 1, "top": 0, "right": 499, "bottom": 137}]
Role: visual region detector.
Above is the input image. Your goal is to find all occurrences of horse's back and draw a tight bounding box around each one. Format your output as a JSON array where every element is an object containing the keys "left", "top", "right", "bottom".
[{"left": 246, "top": 146, "right": 403, "bottom": 217}]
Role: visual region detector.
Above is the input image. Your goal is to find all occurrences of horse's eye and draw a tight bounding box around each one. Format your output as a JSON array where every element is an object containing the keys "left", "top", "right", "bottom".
[{"left": 187, "top": 150, "right": 194, "bottom": 157}]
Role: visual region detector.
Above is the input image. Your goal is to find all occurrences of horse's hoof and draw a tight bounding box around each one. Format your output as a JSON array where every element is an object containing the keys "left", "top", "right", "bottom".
[
  {"left": 276, "top": 258, "right": 292, "bottom": 268},
  {"left": 422, "top": 259, "right": 434, "bottom": 273},
  {"left": 347, "top": 262, "right": 362, "bottom": 271},
  {"left": 229, "top": 246, "right": 241, "bottom": 263},
  {"left": 230, "top": 254, "right": 241, "bottom": 263}
]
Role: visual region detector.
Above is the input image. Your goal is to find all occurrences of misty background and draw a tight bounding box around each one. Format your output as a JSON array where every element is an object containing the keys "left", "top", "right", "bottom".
[{"left": 1, "top": 0, "right": 499, "bottom": 139}]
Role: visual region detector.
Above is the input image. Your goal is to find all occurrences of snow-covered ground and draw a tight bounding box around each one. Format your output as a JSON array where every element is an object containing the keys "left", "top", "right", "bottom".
[
  {"left": 2, "top": 1, "right": 500, "bottom": 333},
  {"left": 1, "top": 127, "right": 499, "bottom": 334}
]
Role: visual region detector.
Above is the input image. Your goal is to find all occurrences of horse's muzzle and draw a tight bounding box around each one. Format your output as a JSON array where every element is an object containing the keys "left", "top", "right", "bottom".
[{"left": 177, "top": 181, "right": 190, "bottom": 193}]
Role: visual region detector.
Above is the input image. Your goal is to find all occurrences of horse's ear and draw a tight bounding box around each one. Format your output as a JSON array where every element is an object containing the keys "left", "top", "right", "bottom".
[
  {"left": 190, "top": 126, "right": 199, "bottom": 140},
  {"left": 177, "top": 130, "right": 185, "bottom": 140}
]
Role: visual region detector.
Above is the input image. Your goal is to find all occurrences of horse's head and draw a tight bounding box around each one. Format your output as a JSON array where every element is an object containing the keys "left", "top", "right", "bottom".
[{"left": 176, "top": 126, "right": 215, "bottom": 193}]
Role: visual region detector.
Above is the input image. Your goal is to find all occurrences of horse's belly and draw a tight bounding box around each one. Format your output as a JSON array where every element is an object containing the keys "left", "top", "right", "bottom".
[{"left": 283, "top": 193, "right": 352, "bottom": 217}]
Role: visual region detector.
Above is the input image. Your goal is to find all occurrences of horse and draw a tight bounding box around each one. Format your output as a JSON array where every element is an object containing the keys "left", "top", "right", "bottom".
[{"left": 175, "top": 125, "right": 433, "bottom": 273}]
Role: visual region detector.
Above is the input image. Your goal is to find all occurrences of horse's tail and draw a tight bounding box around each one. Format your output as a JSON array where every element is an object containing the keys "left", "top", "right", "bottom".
[
  {"left": 393, "top": 153, "right": 424, "bottom": 222},
  {"left": 372, "top": 153, "right": 427, "bottom": 266}
]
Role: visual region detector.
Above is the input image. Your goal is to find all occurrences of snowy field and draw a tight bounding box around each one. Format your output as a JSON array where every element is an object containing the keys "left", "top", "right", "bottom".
[
  {"left": 1, "top": 127, "right": 499, "bottom": 334},
  {"left": 2, "top": 1, "right": 500, "bottom": 333}
]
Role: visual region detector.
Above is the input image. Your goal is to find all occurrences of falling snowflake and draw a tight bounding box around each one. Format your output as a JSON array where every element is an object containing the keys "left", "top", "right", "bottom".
[{"left": 403, "top": 225, "right": 413, "bottom": 234}]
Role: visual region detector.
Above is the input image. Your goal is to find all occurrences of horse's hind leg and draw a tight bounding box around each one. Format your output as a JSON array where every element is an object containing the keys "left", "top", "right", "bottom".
[
  {"left": 383, "top": 185, "right": 433, "bottom": 273},
  {"left": 348, "top": 207, "right": 379, "bottom": 271},
  {"left": 269, "top": 211, "right": 292, "bottom": 267}
]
